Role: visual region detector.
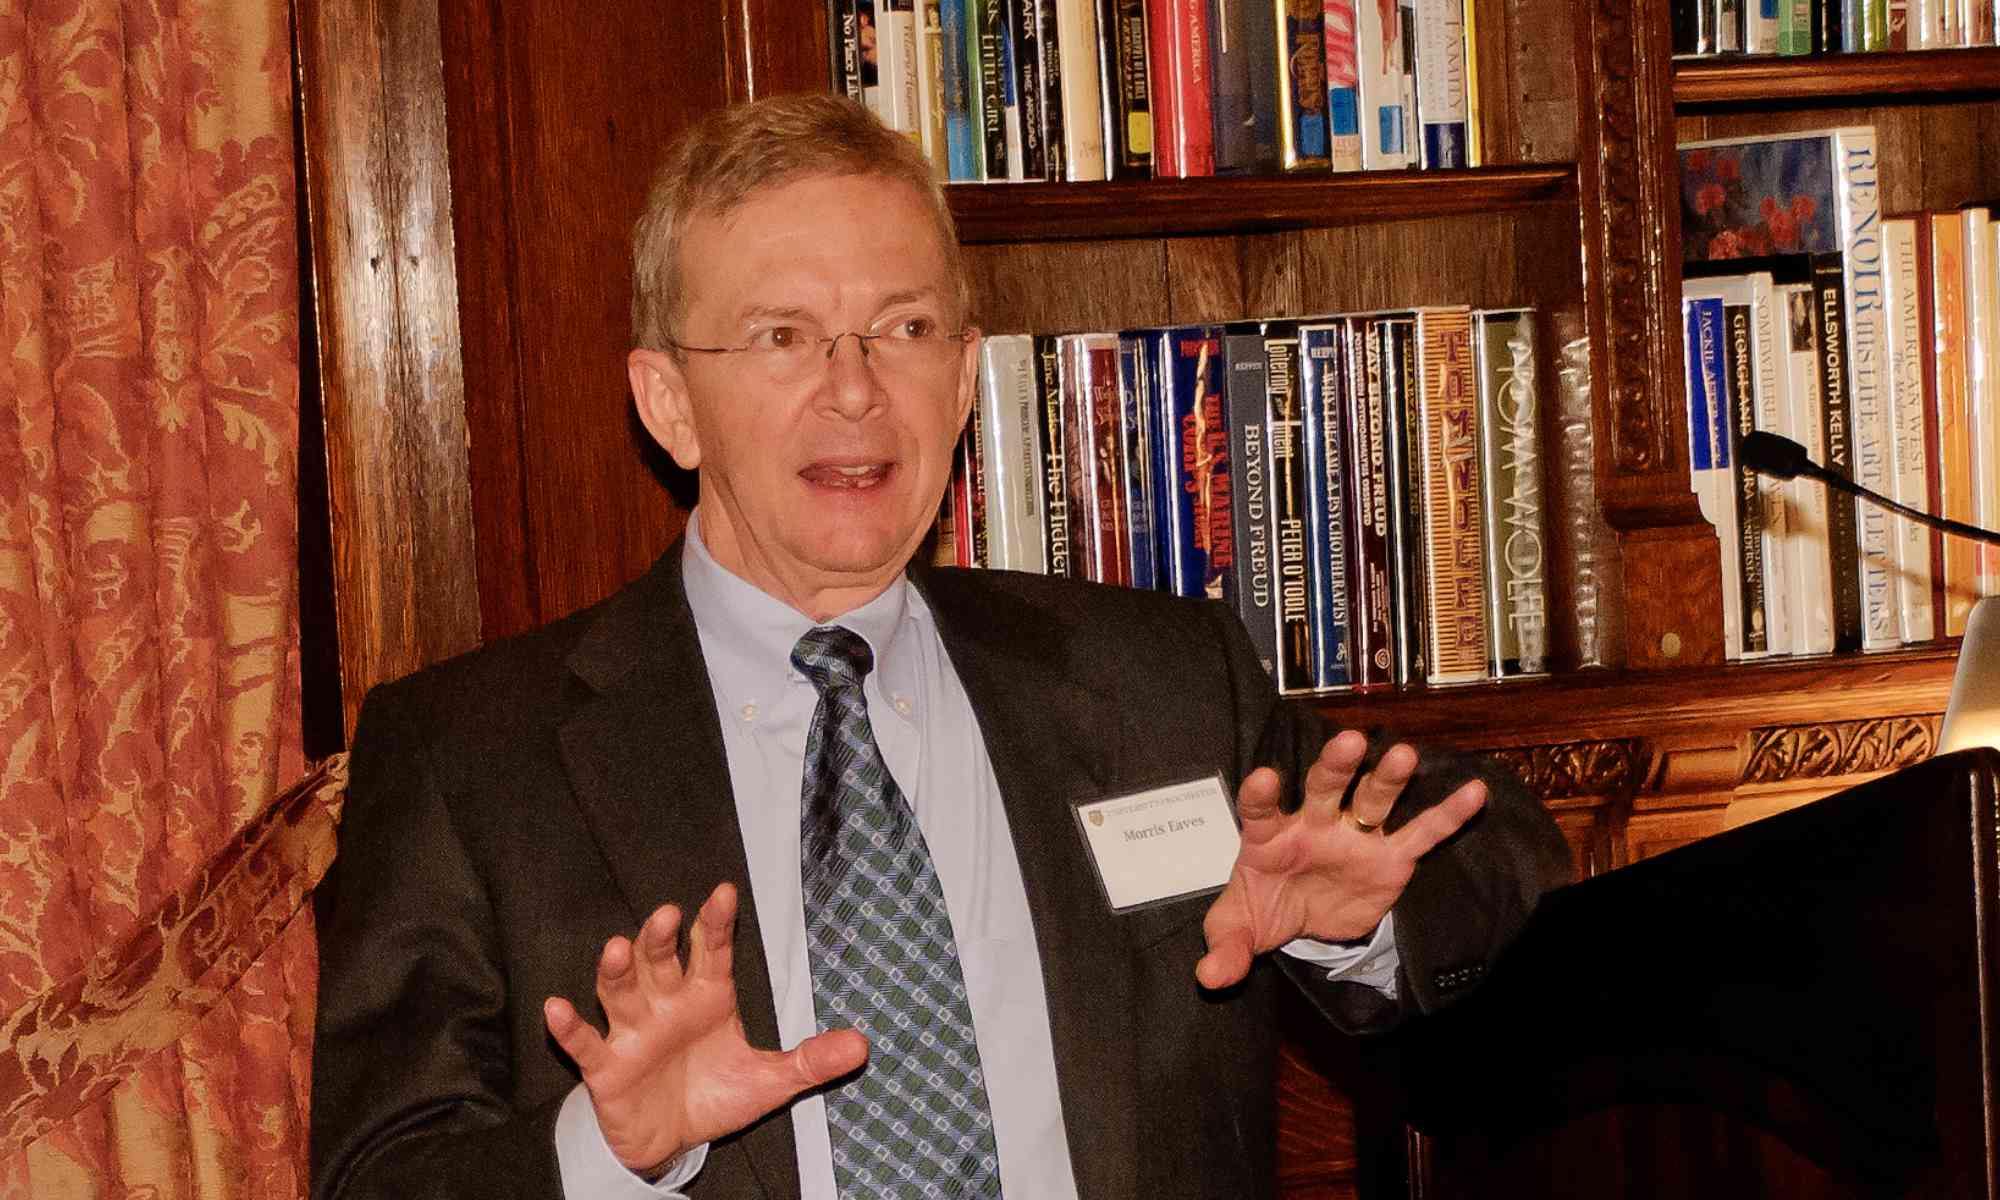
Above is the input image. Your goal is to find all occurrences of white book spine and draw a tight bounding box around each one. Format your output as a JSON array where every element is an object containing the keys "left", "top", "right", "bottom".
[
  {"left": 1977, "top": 217, "right": 2000, "bottom": 595},
  {"left": 1413, "top": 0, "right": 1469, "bottom": 168},
  {"left": 1356, "top": 0, "right": 1414, "bottom": 169},
  {"left": 1747, "top": 274, "right": 1794, "bottom": 656},
  {"left": 915, "top": 1, "right": 948, "bottom": 168},
  {"left": 1984, "top": 220, "right": 2000, "bottom": 596},
  {"left": 1882, "top": 218, "right": 1937, "bottom": 642},
  {"left": 1778, "top": 283, "right": 1838, "bottom": 655},
  {"left": 1055, "top": 0, "right": 1108, "bottom": 180},
  {"left": 878, "top": 4, "right": 918, "bottom": 133},
  {"left": 1832, "top": 128, "right": 1900, "bottom": 649}
]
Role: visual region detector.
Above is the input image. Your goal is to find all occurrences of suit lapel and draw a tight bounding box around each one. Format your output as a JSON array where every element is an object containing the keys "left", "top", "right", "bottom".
[
  {"left": 556, "top": 548, "right": 800, "bottom": 1198},
  {"left": 918, "top": 568, "right": 1144, "bottom": 1200}
]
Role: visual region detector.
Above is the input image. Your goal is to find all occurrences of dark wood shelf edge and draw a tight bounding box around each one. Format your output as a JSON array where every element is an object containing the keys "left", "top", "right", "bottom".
[
  {"left": 948, "top": 165, "right": 1577, "bottom": 243},
  {"left": 1302, "top": 643, "right": 1961, "bottom": 749},
  {"left": 1674, "top": 45, "right": 2000, "bottom": 106}
]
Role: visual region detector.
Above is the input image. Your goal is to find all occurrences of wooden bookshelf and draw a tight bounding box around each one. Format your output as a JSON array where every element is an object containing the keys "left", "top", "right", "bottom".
[
  {"left": 947, "top": 165, "right": 1578, "bottom": 243},
  {"left": 1308, "top": 643, "right": 1959, "bottom": 748},
  {"left": 1675, "top": 45, "right": 2000, "bottom": 106}
]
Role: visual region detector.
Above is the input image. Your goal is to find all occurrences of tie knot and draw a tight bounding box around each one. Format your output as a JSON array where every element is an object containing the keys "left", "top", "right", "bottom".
[{"left": 791, "top": 626, "right": 874, "bottom": 693}]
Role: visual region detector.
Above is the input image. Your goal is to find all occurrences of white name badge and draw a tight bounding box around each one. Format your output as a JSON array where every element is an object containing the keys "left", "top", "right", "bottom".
[{"left": 1073, "top": 774, "right": 1242, "bottom": 913}]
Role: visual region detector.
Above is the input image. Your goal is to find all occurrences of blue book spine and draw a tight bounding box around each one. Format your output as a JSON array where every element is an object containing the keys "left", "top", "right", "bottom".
[
  {"left": 1300, "top": 323, "right": 1353, "bottom": 688},
  {"left": 1159, "top": 326, "right": 1233, "bottom": 600},
  {"left": 941, "top": 0, "right": 978, "bottom": 179},
  {"left": 1118, "top": 335, "right": 1161, "bottom": 590},
  {"left": 1142, "top": 330, "right": 1185, "bottom": 591},
  {"left": 1684, "top": 299, "right": 1718, "bottom": 475}
]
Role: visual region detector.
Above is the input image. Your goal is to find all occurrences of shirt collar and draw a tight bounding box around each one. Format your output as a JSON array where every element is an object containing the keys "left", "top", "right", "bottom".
[{"left": 680, "top": 511, "right": 921, "bottom": 715}]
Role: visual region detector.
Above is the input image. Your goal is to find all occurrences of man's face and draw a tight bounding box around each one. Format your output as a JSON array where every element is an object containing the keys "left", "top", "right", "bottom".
[{"left": 629, "top": 172, "right": 978, "bottom": 618}]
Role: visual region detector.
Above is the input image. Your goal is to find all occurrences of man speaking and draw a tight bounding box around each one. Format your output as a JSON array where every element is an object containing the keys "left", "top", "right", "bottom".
[{"left": 309, "top": 94, "right": 1571, "bottom": 1200}]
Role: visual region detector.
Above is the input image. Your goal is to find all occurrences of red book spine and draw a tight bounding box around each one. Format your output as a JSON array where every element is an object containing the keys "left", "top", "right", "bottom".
[{"left": 1145, "top": 0, "right": 1215, "bottom": 177}]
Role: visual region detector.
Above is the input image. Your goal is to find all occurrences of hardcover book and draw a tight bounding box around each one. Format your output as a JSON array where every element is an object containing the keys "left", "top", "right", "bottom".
[
  {"left": 1224, "top": 325, "right": 1282, "bottom": 679},
  {"left": 1413, "top": 0, "right": 1469, "bottom": 168},
  {"left": 1473, "top": 309, "right": 1549, "bottom": 676},
  {"left": 1684, "top": 295, "right": 1748, "bottom": 658},
  {"left": 1414, "top": 307, "right": 1488, "bottom": 683},
  {"left": 1932, "top": 211, "right": 1979, "bottom": 635},
  {"left": 1117, "top": 332, "right": 1160, "bottom": 588},
  {"left": 1008, "top": 0, "right": 1049, "bottom": 178},
  {"left": 976, "top": 334, "right": 1048, "bottom": 573},
  {"left": 1056, "top": 0, "right": 1110, "bottom": 179},
  {"left": 1259, "top": 320, "right": 1318, "bottom": 693},
  {"left": 1881, "top": 216, "right": 1937, "bottom": 643},
  {"left": 1776, "top": 281, "right": 1837, "bottom": 654},
  {"left": 1323, "top": 0, "right": 1364, "bottom": 170},
  {"left": 1060, "top": 333, "right": 1131, "bottom": 584},
  {"left": 1300, "top": 321, "right": 1354, "bottom": 688},
  {"left": 1379, "top": 315, "right": 1429, "bottom": 685},
  {"left": 1034, "top": 334, "right": 1077, "bottom": 577},
  {"left": 1345, "top": 316, "right": 1395, "bottom": 688},
  {"left": 1355, "top": 0, "right": 1414, "bottom": 169},
  {"left": 1276, "top": 0, "right": 1332, "bottom": 170},
  {"left": 1811, "top": 254, "right": 1866, "bottom": 652},
  {"left": 941, "top": 0, "right": 981, "bottom": 178},
  {"left": 1097, "top": 0, "right": 1155, "bottom": 176},
  {"left": 1155, "top": 326, "right": 1234, "bottom": 598},
  {"left": 1147, "top": 0, "right": 1216, "bottom": 176}
]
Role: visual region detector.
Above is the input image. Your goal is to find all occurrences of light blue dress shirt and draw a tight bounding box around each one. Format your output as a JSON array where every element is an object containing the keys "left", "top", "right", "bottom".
[{"left": 553, "top": 515, "right": 1398, "bottom": 1196}]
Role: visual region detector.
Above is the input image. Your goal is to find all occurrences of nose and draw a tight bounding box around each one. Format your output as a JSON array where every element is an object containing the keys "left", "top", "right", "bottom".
[{"left": 819, "top": 332, "right": 885, "bottom": 419}]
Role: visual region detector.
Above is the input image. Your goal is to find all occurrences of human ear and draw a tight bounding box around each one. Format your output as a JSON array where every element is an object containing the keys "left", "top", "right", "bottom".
[
  {"left": 629, "top": 348, "right": 702, "bottom": 470},
  {"left": 952, "top": 327, "right": 982, "bottom": 432}
]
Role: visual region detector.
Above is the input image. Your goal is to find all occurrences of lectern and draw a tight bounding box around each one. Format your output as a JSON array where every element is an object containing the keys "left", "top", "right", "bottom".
[{"left": 1392, "top": 748, "right": 2000, "bottom": 1199}]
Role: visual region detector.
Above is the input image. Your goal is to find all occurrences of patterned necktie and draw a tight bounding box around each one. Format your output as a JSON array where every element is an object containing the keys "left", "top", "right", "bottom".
[{"left": 792, "top": 626, "right": 1003, "bottom": 1199}]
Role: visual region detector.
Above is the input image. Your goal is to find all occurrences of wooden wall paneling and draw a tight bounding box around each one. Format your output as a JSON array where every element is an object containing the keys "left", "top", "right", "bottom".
[
  {"left": 725, "top": 0, "right": 835, "bottom": 100},
  {"left": 1918, "top": 100, "right": 2000, "bottom": 208},
  {"left": 1576, "top": 0, "right": 1723, "bottom": 670},
  {"left": 438, "top": 1, "right": 742, "bottom": 641},
  {"left": 297, "top": 0, "right": 484, "bottom": 739},
  {"left": 1291, "top": 213, "right": 1525, "bottom": 313},
  {"left": 1162, "top": 233, "right": 1303, "bottom": 323},
  {"left": 1504, "top": 0, "right": 1581, "bottom": 161},
  {"left": 961, "top": 238, "right": 1171, "bottom": 332}
]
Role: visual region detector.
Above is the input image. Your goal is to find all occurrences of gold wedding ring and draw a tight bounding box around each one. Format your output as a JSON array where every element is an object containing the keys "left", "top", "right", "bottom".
[{"left": 1347, "top": 811, "right": 1385, "bottom": 834}]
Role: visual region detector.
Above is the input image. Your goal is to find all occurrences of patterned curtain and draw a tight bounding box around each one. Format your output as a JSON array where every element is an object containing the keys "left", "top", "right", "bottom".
[{"left": 0, "top": 0, "right": 307, "bottom": 1194}]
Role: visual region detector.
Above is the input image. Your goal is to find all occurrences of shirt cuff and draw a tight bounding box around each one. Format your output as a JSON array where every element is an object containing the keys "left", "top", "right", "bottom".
[
  {"left": 1279, "top": 911, "right": 1400, "bottom": 999},
  {"left": 555, "top": 1084, "right": 709, "bottom": 1197}
]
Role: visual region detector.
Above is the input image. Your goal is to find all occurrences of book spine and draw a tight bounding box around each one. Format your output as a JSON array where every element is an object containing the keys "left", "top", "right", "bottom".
[
  {"left": 1301, "top": 323, "right": 1353, "bottom": 688},
  {"left": 1747, "top": 275, "right": 1794, "bottom": 657},
  {"left": 1748, "top": 0, "right": 1782, "bottom": 48},
  {"left": 1264, "top": 325, "right": 1317, "bottom": 694},
  {"left": 1915, "top": 215, "right": 1947, "bottom": 640},
  {"left": 941, "top": 0, "right": 981, "bottom": 179},
  {"left": 1933, "top": 212, "right": 1978, "bottom": 634},
  {"left": 1415, "top": 309, "right": 1487, "bottom": 682},
  {"left": 1117, "top": 335, "right": 1159, "bottom": 588},
  {"left": 1055, "top": 0, "right": 1109, "bottom": 180},
  {"left": 1356, "top": 0, "right": 1413, "bottom": 169},
  {"left": 1778, "top": 0, "right": 1814, "bottom": 51},
  {"left": 1474, "top": 310, "right": 1549, "bottom": 677},
  {"left": 1174, "top": 0, "right": 1217, "bottom": 175},
  {"left": 1719, "top": 0, "right": 1745, "bottom": 48},
  {"left": 878, "top": 0, "right": 914, "bottom": 132},
  {"left": 1037, "top": 0, "right": 1068, "bottom": 179},
  {"left": 917, "top": 0, "right": 950, "bottom": 171},
  {"left": 1347, "top": 318, "right": 1395, "bottom": 688},
  {"left": 1882, "top": 218, "right": 1936, "bottom": 643},
  {"left": 1209, "top": 0, "right": 1256, "bottom": 172},
  {"left": 1245, "top": 0, "right": 1283, "bottom": 171},
  {"left": 932, "top": 484, "right": 961, "bottom": 567},
  {"left": 1323, "top": 0, "right": 1364, "bottom": 170},
  {"left": 1035, "top": 334, "right": 1077, "bottom": 578},
  {"left": 1164, "top": 327, "right": 1234, "bottom": 599},
  {"left": 1460, "top": 0, "right": 1481, "bottom": 165},
  {"left": 1276, "top": 0, "right": 1331, "bottom": 169},
  {"left": 1833, "top": 130, "right": 1898, "bottom": 649},
  {"left": 860, "top": 0, "right": 884, "bottom": 112},
  {"left": 1380, "top": 317, "right": 1428, "bottom": 686},
  {"left": 977, "top": 337, "right": 1022, "bottom": 568},
  {"left": 1058, "top": 336, "right": 1101, "bottom": 578},
  {"left": 1886, "top": 0, "right": 1909, "bottom": 45},
  {"left": 836, "top": 0, "right": 864, "bottom": 98},
  {"left": 1008, "top": 0, "right": 1048, "bottom": 178},
  {"left": 1685, "top": 296, "right": 1745, "bottom": 658},
  {"left": 1723, "top": 303, "right": 1771, "bottom": 657},
  {"left": 1777, "top": 282, "right": 1836, "bottom": 655},
  {"left": 1225, "top": 328, "right": 1281, "bottom": 678},
  {"left": 1812, "top": 255, "right": 1865, "bottom": 652},
  {"left": 961, "top": 401, "right": 989, "bottom": 566},
  {"left": 1100, "top": 0, "right": 1154, "bottom": 177},
  {"left": 973, "top": 0, "right": 1011, "bottom": 177},
  {"left": 1083, "top": 335, "right": 1132, "bottom": 585},
  {"left": 1969, "top": 211, "right": 2000, "bottom": 599},
  {"left": 1145, "top": 0, "right": 1184, "bottom": 176},
  {"left": 1414, "top": 0, "right": 1469, "bottom": 169}
]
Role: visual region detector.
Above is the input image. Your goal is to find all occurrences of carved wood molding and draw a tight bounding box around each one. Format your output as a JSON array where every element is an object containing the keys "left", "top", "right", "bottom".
[
  {"left": 1488, "top": 738, "right": 1648, "bottom": 799},
  {"left": 1743, "top": 716, "right": 1944, "bottom": 785}
]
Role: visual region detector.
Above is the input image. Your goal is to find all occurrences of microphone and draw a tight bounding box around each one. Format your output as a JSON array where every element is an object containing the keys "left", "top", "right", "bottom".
[{"left": 1736, "top": 431, "right": 2000, "bottom": 548}]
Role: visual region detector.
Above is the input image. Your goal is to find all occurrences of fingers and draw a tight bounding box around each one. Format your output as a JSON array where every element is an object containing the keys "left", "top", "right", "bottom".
[
  {"left": 1234, "top": 766, "right": 1283, "bottom": 833},
  {"left": 544, "top": 995, "right": 609, "bottom": 1073},
  {"left": 686, "top": 882, "right": 739, "bottom": 983},
  {"left": 1195, "top": 893, "right": 1256, "bottom": 990},
  {"left": 789, "top": 1028, "right": 870, "bottom": 1088},
  {"left": 1347, "top": 741, "right": 1417, "bottom": 832},
  {"left": 1388, "top": 777, "right": 1487, "bottom": 857}
]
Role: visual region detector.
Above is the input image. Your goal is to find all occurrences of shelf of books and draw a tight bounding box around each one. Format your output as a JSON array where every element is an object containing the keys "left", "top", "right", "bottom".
[
  {"left": 947, "top": 167, "right": 1579, "bottom": 243},
  {"left": 1675, "top": 46, "right": 2000, "bottom": 105},
  {"left": 1307, "top": 644, "right": 1959, "bottom": 746}
]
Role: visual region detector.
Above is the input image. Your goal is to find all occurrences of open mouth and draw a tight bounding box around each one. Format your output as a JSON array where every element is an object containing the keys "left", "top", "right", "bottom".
[{"left": 800, "top": 461, "right": 895, "bottom": 490}]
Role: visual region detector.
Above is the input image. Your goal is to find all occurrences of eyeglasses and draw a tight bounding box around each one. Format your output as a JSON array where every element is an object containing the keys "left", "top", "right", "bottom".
[{"left": 668, "top": 316, "right": 974, "bottom": 387}]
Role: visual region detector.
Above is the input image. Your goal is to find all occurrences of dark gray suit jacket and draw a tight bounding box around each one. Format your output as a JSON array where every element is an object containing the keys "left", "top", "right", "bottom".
[{"left": 310, "top": 547, "right": 1570, "bottom": 1200}]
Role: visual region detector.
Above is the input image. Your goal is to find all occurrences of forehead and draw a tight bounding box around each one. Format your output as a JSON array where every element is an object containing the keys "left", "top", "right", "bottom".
[{"left": 678, "top": 172, "right": 954, "bottom": 323}]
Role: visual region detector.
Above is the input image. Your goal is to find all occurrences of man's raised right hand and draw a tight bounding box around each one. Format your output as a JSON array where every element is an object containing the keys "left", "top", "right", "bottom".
[{"left": 543, "top": 882, "right": 869, "bottom": 1177}]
